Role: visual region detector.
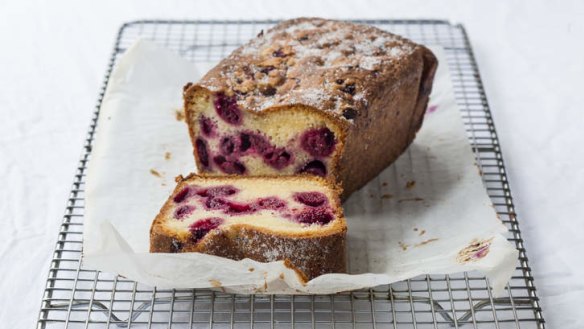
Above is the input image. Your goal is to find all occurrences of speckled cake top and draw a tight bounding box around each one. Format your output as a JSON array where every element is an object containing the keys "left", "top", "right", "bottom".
[{"left": 196, "top": 18, "right": 421, "bottom": 121}]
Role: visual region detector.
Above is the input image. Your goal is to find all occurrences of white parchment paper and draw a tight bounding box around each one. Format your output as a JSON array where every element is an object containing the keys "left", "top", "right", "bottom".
[{"left": 83, "top": 39, "right": 518, "bottom": 294}]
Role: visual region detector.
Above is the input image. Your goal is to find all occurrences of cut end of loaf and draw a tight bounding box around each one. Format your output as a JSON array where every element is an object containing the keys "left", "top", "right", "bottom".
[{"left": 185, "top": 87, "right": 345, "bottom": 180}]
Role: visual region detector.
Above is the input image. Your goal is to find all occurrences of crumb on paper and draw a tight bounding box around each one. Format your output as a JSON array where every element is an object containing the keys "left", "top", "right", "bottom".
[
  {"left": 456, "top": 238, "right": 494, "bottom": 263},
  {"left": 405, "top": 180, "right": 416, "bottom": 189},
  {"left": 381, "top": 193, "right": 393, "bottom": 199},
  {"left": 398, "top": 241, "right": 409, "bottom": 251},
  {"left": 415, "top": 238, "right": 438, "bottom": 247},
  {"left": 282, "top": 259, "right": 308, "bottom": 285},
  {"left": 175, "top": 109, "right": 185, "bottom": 121},
  {"left": 397, "top": 197, "right": 424, "bottom": 203},
  {"left": 279, "top": 273, "right": 285, "bottom": 280},
  {"left": 248, "top": 267, "right": 255, "bottom": 272},
  {"left": 474, "top": 163, "right": 483, "bottom": 176},
  {"left": 413, "top": 227, "right": 418, "bottom": 232},
  {"left": 426, "top": 105, "right": 438, "bottom": 114},
  {"left": 420, "top": 229, "right": 426, "bottom": 236},
  {"left": 209, "top": 279, "right": 222, "bottom": 288},
  {"left": 150, "top": 169, "right": 162, "bottom": 178},
  {"left": 164, "top": 152, "right": 172, "bottom": 160}
]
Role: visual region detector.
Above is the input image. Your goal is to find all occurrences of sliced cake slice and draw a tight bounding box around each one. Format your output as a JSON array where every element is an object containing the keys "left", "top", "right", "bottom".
[{"left": 150, "top": 174, "right": 347, "bottom": 280}]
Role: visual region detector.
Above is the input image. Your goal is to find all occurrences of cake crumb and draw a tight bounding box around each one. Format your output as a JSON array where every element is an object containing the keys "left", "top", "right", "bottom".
[
  {"left": 175, "top": 109, "right": 185, "bottom": 121},
  {"left": 405, "top": 180, "right": 416, "bottom": 189},
  {"left": 415, "top": 238, "right": 438, "bottom": 247},
  {"left": 398, "top": 241, "right": 409, "bottom": 251},
  {"left": 248, "top": 267, "right": 255, "bottom": 272},
  {"left": 279, "top": 273, "right": 285, "bottom": 280},
  {"left": 209, "top": 279, "right": 222, "bottom": 288},
  {"left": 474, "top": 163, "right": 483, "bottom": 176},
  {"left": 381, "top": 193, "right": 393, "bottom": 199},
  {"left": 420, "top": 229, "right": 426, "bottom": 236},
  {"left": 426, "top": 105, "right": 438, "bottom": 114},
  {"left": 150, "top": 169, "right": 162, "bottom": 178},
  {"left": 457, "top": 238, "right": 493, "bottom": 263},
  {"left": 397, "top": 197, "right": 424, "bottom": 203},
  {"left": 164, "top": 152, "right": 172, "bottom": 160}
]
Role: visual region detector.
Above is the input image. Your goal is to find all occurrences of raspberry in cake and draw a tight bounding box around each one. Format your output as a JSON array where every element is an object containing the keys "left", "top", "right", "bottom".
[
  {"left": 183, "top": 18, "right": 438, "bottom": 199},
  {"left": 150, "top": 174, "right": 347, "bottom": 280}
]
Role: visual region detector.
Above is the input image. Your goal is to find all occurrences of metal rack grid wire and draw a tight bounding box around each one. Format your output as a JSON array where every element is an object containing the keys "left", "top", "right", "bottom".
[{"left": 37, "top": 20, "right": 545, "bottom": 329}]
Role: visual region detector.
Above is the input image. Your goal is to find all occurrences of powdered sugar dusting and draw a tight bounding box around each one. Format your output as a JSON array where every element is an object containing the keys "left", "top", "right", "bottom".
[
  {"left": 236, "top": 227, "right": 338, "bottom": 277},
  {"left": 198, "top": 18, "right": 424, "bottom": 121},
  {"left": 324, "top": 51, "right": 342, "bottom": 65},
  {"left": 387, "top": 47, "right": 406, "bottom": 58},
  {"left": 297, "top": 88, "right": 329, "bottom": 107},
  {"left": 360, "top": 56, "right": 381, "bottom": 70},
  {"left": 284, "top": 21, "right": 317, "bottom": 34}
]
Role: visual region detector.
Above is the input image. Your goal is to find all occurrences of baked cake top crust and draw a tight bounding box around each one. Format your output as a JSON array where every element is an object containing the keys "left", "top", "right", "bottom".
[{"left": 193, "top": 17, "right": 427, "bottom": 122}]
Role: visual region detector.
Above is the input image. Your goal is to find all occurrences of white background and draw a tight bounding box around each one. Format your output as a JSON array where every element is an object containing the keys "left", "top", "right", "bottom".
[{"left": 0, "top": 0, "right": 582, "bottom": 328}]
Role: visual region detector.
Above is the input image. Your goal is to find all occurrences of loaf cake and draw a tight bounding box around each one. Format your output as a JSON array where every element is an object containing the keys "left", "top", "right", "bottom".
[
  {"left": 150, "top": 174, "right": 347, "bottom": 280},
  {"left": 184, "top": 18, "right": 438, "bottom": 198}
]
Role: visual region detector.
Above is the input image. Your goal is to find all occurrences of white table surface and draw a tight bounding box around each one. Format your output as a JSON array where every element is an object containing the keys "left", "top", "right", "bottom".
[{"left": 1, "top": 0, "right": 582, "bottom": 327}]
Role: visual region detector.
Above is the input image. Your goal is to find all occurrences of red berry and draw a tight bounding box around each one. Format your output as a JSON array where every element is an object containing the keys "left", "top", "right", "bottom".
[
  {"left": 263, "top": 148, "right": 292, "bottom": 169},
  {"left": 189, "top": 217, "right": 224, "bottom": 242},
  {"left": 214, "top": 92, "right": 242, "bottom": 125},
  {"left": 298, "top": 160, "right": 327, "bottom": 177},
  {"left": 295, "top": 207, "right": 334, "bottom": 225},
  {"left": 300, "top": 128, "right": 336, "bottom": 157},
  {"left": 248, "top": 132, "right": 272, "bottom": 154},
  {"left": 294, "top": 192, "right": 328, "bottom": 207},
  {"left": 219, "top": 160, "right": 246, "bottom": 174},
  {"left": 225, "top": 201, "right": 252, "bottom": 214},
  {"left": 195, "top": 138, "right": 210, "bottom": 168},
  {"left": 199, "top": 115, "right": 216, "bottom": 137},
  {"left": 173, "top": 186, "right": 191, "bottom": 203},
  {"left": 239, "top": 133, "right": 252, "bottom": 152},
  {"left": 220, "top": 136, "right": 238, "bottom": 155},
  {"left": 174, "top": 205, "right": 196, "bottom": 220},
  {"left": 205, "top": 197, "right": 228, "bottom": 210},
  {"left": 254, "top": 197, "right": 287, "bottom": 210},
  {"left": 213, "top": 155, "right": 226, "bottom": 165},
  {"left": 197, "top": 185, "right": 239, "bottom": 198}
]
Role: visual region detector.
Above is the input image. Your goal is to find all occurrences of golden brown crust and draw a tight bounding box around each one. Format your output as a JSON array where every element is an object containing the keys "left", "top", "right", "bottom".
[
  {"left": 183, "top": 17, "right": 438, "bottom": 199},
  {"left": 338, "top": 47, "right": 438, "bottom": 197},
  {"left": 150, "top": 174, "right": 347, "bottom": 280}
]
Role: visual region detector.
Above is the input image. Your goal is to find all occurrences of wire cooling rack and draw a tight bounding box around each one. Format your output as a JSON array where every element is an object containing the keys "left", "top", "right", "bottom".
[{"left": 37, "top": 20, "right": 545, "bottom": 329}]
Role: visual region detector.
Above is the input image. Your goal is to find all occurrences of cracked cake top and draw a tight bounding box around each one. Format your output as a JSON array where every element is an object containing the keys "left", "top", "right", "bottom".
[{"left": 196, "top": 18, "right": 422, "bottom": 122}]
